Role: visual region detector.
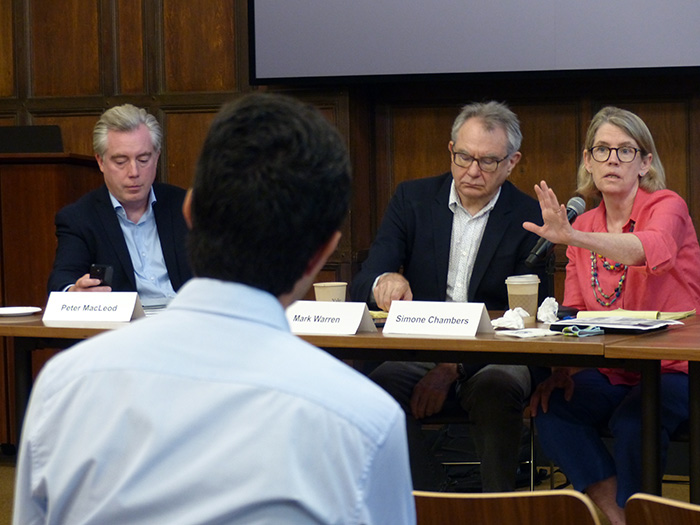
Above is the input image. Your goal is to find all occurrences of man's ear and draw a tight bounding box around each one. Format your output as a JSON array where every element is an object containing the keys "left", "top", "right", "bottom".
[
  {"left": 278, "top": 231, "right": 342, "bottom": 308},
  {"left": 95, "top": 154, "right": 105, "bottom": 173},
  {"left": 182, "top": 189, "right": 193, "bottom": 229}
]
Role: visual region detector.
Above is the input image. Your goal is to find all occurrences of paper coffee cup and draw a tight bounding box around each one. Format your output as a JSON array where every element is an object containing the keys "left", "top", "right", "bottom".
[
  {"left": 313, "top": 282, "right": 347, "bottom": 302},
  {"left": 505, "top": 274, "right": 540, "bottom": 319}
]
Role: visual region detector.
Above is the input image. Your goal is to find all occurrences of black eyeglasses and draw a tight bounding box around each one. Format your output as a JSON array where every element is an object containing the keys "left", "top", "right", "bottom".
[
  {"left": 451, "top": 151, "right": 510, "bottom": 173},
  {"left": 589, "top": 145, "right": 640, "bottom": 163}
]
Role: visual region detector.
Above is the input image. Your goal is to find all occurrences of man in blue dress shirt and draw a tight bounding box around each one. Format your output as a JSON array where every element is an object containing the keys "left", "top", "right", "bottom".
[
  {"left": 47, "top": 104, "right": 191, "bottom": 306},
  {"left": 14, "top": 93, "right": 415, "bottom": 524}
]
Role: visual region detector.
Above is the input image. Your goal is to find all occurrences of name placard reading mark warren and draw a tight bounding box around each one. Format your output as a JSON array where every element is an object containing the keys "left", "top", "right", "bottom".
[
  {"left": 383, "top": 301, "right": 493, "bottom": 336},
  {"left": 286, "top": 301, "right": 377, "bottom": 335}
]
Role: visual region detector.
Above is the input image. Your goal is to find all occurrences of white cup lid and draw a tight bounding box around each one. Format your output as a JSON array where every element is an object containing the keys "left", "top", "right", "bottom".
[{"left": 505, "top": 274, "right": 540, "bottom": 284}]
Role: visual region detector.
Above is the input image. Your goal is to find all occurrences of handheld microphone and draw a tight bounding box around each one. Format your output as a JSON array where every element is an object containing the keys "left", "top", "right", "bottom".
[{"left": 525, "top": 196, "right": 586, "bottom": 268}]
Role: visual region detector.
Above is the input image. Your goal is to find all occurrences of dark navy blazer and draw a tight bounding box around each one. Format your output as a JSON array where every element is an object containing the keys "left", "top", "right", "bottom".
[
  {"left": 48, "top": 182, "right": 192, "bottom": 293},
  {"left": 350, "top": 173, "right": 550, "bottom": 309}
]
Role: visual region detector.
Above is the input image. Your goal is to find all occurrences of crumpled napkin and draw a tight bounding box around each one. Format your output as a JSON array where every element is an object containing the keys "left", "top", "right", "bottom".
[
  {"left": 537, "top": 297, "right": 559, "bottom": 323},
  {"left": 491, "top": 307, "right": 531, "bottom": 329}
]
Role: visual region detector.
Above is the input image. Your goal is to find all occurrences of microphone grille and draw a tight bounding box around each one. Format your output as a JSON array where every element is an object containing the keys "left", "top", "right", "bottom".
[{"left": 566, "top": 196, "right": 586, "bottom": 216}]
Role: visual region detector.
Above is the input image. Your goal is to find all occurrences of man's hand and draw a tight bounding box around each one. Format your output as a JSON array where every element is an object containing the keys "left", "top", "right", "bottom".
[
  {"left": 374, "top": 273, "right": 413, "bottom": 311},
  {"left": 410, "top": 363, "right": 459, "bottom": 419},
  {"left": 68, "top": 273, "right": 113, "bottom": 293},
  {"left": 529, "top": 367, "right": 578, "bottom": 417}
]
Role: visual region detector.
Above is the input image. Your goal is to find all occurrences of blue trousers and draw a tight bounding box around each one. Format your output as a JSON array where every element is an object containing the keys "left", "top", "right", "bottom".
[{"left": 535, "top": 369, "right": 688, "bottom": 507}]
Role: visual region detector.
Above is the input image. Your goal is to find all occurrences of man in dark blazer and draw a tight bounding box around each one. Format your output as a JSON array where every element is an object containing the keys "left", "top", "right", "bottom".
[
  {"left": 350, "top": 101, "right": 549, "bottom": 492},
  {"left": 48, "top": 104, "right": 191, "bottom": 304}
]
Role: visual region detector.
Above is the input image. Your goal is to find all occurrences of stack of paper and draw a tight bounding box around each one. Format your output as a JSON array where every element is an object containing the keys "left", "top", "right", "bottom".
[{"left": 576, "top": 308, "right": 695, "bottom": 321}]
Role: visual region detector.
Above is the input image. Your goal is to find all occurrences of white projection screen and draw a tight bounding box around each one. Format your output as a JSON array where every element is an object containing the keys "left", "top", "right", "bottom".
[{"left": 249, "top": 0, "right": 700, "bottom": 84}]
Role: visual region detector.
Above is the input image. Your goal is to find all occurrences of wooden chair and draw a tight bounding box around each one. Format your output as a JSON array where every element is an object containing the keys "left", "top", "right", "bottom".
[
  {"left": 625, "top": 493, "right": 700, "bottom": 524},
  {"left": 413, "top": 489, "right": 601, "bottom": 525}
]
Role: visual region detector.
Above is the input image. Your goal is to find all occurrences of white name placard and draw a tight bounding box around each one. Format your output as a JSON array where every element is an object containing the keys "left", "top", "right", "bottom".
[
  {"left": 383, "top": 301, "right": 493, "bottom": 336},
  {"left": 286, "top": 301, "right": 377, "bottom": 335},
  {"left": 43, "top": 292, "right": 145, "bottom": 325}
]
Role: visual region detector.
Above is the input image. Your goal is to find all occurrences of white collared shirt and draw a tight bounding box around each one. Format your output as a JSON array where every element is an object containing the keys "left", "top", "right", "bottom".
[{"left": 446, "top": 182, "right": 500, "bottom": 302}]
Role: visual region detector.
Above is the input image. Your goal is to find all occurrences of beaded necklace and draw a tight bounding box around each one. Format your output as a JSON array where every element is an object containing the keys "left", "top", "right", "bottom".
[{"left": 589, "top": 220, "right": 635, "bottom": 307}]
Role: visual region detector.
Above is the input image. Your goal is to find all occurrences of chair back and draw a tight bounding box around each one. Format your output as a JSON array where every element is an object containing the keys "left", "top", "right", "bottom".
[
  {"left": 414, "top": 489, "right": 601, "bottom": 525},
  {"left": 626, "top": 493, "right": 700, "bottom": 525}
]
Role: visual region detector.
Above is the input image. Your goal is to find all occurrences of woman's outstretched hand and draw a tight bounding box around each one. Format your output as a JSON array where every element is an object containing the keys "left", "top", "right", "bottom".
[{"left": 522, "top": 180, "right": 574, "bottom": 246}]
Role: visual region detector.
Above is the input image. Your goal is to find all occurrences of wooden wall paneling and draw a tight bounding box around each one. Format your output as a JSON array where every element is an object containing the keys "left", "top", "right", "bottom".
[
  {"left": 347, "top": 90, "right": 374, "bottom": 264},
  {"left": 0, "top": 0, "right": 14, "bottom": 97},
  {"left": 29, "top": 0, "right": 101, "bottom": 97},
  {"left": 375, "top": 104, "right": 455, "bottom": 226},
  {"left": 233, "top": 0, "right": 250, "bottom": 91},
  {"left": 316, "top": 96, "right": 353, "bottom": 264},
  {"left": 390, "top": 105, "right": 454, "bottom": 186},
  {"left": 509, "top": 103, "right": 580, "bottom": 201},
  {"left": 32, "top": 114, "right": 102, "bottom": 156},
  {"left": 162, "top": 0, "right": 236, "bottom": 93},
  {"left": 372, "top": 103, "right": 392, "bottom": 238},
  {"left": 163, "top": 110, "right": 218, "bottom": 188},
  {"left": 0, "top": 156, "right": 103, "bottom": 307},
  {"left": 116, "top": 0, "right": 146, "bottom": 94}
]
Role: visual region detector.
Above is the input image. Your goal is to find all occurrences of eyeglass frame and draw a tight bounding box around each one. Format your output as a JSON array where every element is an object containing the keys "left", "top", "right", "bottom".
[
  {"left": 588, "top": 145, "right": 641, "bottom": 163},
  {"left": 450, "top": 146, "right": 511, "bottom": 173}
]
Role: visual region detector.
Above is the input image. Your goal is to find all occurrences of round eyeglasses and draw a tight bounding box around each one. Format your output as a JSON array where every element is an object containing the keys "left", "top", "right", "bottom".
[
  {"left": 589, "top": 146, "right": 640, "bottom": 163},
  {"left": 451, "top": 151, "right": 510, "bottom": 173}
]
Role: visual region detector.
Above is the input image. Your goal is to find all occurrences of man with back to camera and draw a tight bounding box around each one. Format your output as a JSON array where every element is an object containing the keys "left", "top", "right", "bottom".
[
  {"left": 47, "top": 103, "right": 191, "bottom": 306},
  {"left": 14, "top": 93, "right": 415, "bottom": 524},
  {"left": 350, "top": 101, "right": 550, "bottom": 492}
]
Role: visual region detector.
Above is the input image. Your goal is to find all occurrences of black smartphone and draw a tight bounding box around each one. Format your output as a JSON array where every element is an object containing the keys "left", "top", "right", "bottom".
[{"left": 89, "top": 264, "right": 114, "bottom": 287}]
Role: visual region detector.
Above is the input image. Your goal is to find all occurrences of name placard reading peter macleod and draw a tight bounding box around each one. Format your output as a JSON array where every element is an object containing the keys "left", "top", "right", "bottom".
[
  {"left": 44, "top": 291, "right": 144, "bottom": 323},
  {"left": 60, "top": 303, "right": 120, "bottom": 313}
]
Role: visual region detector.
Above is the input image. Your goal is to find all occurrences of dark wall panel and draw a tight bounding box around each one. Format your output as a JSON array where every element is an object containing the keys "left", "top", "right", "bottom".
[
  {"left": 0, "top": 0, "right": 13, "bottom": 97},
  {"left": 30, "top": 0, "right": 101, "bottom": 96},
  {"left": 510, "top": 103, "right": 580, "bottom": 201},
  {"left": 116, "top": 0, "right": 146, "bottom": 94},
  {"left": 163, "top": 0, "right": 237, "bottom": 92},
  {"left": 164, "top": 111, "right": 218, "bottom": 188}
]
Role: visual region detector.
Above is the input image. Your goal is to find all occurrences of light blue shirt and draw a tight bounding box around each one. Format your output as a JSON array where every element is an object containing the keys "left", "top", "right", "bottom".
[
  {"left": 14, "top": 278, "right": 415, "bottom": 525},
  {"left": 110, "top": 189, "right": 176, "bottom": 306}
]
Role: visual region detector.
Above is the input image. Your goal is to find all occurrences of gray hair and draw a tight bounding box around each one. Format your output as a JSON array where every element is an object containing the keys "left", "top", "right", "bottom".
[
  {"left": 93, "top": 104, "right": 162, "bottom": 157},
  {"left": 450, "top": 101, "right": 522, "bottom": 155}
]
